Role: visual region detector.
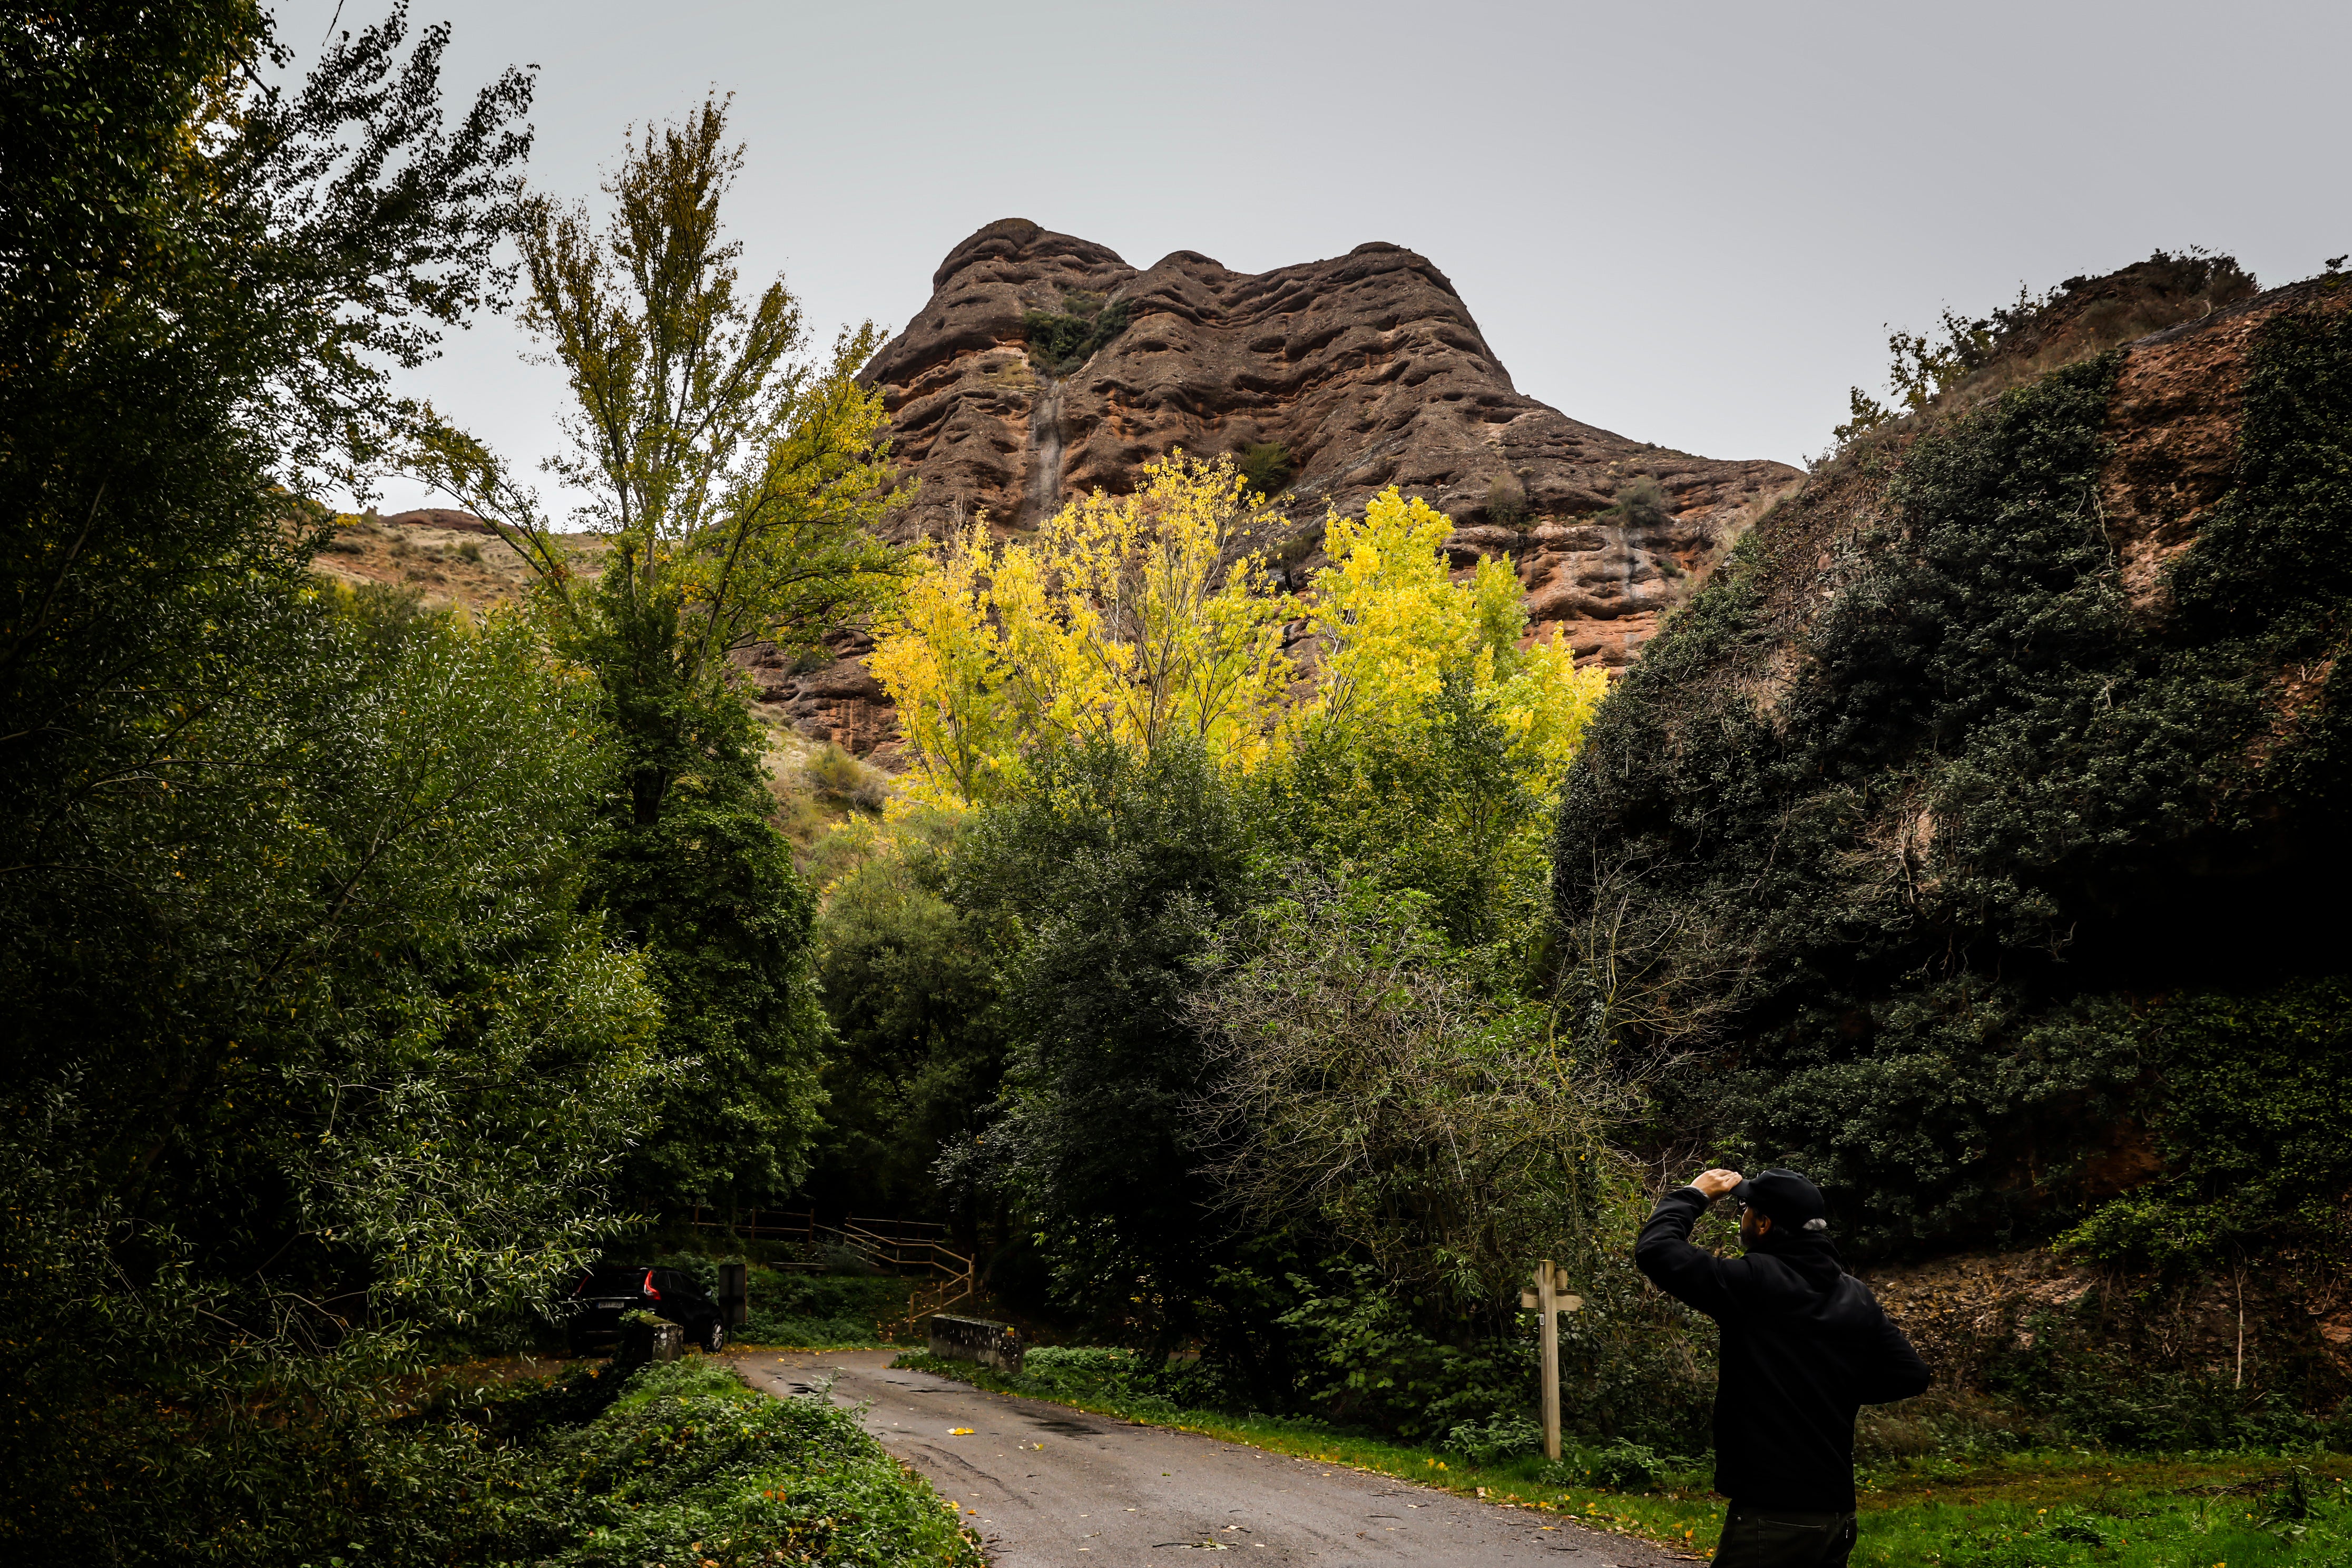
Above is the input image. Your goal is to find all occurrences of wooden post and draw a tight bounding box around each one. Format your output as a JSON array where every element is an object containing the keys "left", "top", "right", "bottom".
[
  {"left": 1537, "top": 1259, "right": 1561, "bottom": 1460},
  {"left": 1523, "top": 1261, "right": 1587, "bottom": 1462},
  {"left": 718, "top": 1261, "right": 748, "bottom": 1327}
]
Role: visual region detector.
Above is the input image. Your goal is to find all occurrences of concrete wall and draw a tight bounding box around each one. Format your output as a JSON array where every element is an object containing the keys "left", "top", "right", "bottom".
[{"left": 928, "top": 1314, "right": 1024, "bottom": 1375}]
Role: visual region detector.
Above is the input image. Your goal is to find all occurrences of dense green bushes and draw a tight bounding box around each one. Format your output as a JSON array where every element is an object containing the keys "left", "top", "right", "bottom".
[
  {"left": 635, "top": 1256, "right": 908, "bottom": 1344},
  {"left": 1021, "top": 292, "right": 1131, "bottom": 372},
  {"left": 141, "top": 1357, "right": 985, "bottom": 1568},
  {"left": 1553, "top": 350, "right": 2156, "bottom": 1249},
  {"left": 946, "top": 738, "right": 1255, "bottom": 1315},
  {"left": 804, "top": 814, "right": 1005, "bottom": 1218},
  {"left": 1554, "top": 299, "right": 2352, "bottom": 1262},
  {"left": 517, "top": 1360, "right": 979, "bottom": 1567},
  {"left": 736, "top": 1270, "right": 912, "bottom": 1346},
  {"left": 909, "top": 726, "right": 1661, "bottom": 1438},
  {"left": 2062, "top": 979, "right": 2352, "bottom": 1270},
  {"left": 0, "top": 552, "right": 673, "bottom": 1568}
]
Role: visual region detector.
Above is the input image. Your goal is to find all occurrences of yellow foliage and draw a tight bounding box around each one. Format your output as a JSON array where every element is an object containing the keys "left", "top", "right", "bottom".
[
  {"left": 1306, "top": 488, "right": 1608, "bottom": 783},
  {"left": 873, "top": 470, "right": 1609, "bottom": 809},
  {"left": 871, "top": 453, "right": 1291, "bottom": 806},
  {"left": 866, "top": 520, "right": 1022, "bottom": 809}
]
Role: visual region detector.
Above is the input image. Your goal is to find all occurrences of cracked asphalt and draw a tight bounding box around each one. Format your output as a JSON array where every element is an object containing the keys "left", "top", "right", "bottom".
[{"left": 734, "top": 1349, "right": 1691, "bottom": 1568}]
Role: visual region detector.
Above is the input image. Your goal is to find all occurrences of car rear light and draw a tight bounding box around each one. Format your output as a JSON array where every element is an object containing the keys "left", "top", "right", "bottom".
[{"left": 643, "top": 1269, "right": 660, "bottom": 1300}]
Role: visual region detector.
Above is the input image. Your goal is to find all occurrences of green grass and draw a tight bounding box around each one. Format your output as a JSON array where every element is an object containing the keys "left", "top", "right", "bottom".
[
  {"left": 1844, "top": 1452, "right": 2352, "bottom": 1566},
  {"left": 890, "top": 1352, "right": 2352, "bottom": 1564},
  {"left": 509, "top": 1356, "right": 985, "bottom": 1566}
]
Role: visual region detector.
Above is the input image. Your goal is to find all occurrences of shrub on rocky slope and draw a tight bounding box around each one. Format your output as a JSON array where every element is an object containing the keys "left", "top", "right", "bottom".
[{"left": 1551, "top": 269, "right": 2352, "bottom": 1417}]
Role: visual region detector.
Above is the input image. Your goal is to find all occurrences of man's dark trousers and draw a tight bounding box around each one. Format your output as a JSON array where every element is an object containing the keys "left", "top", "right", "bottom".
[{"left": 1713, "top": 1504, "right": 1858, "bottom": 1567}]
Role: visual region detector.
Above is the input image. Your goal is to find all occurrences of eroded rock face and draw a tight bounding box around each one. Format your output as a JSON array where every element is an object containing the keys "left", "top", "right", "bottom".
[
  {"left": 2098, "top": 293, "right": 2280, "bottom": 611},
  {"left": 861, "top": 218, "right": 1803, "bottom": 672},
  {"left": 738, "top": 629, "right": 901, "bottom": 760}
]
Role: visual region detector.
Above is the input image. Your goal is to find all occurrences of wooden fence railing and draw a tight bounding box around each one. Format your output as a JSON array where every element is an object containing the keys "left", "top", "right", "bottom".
[
  {"left": 683, "top": 1208, "right": 977, "bottom": 1329},
  {"left": 685, "top": 1206, "right": 815, "bottom": 1242}
]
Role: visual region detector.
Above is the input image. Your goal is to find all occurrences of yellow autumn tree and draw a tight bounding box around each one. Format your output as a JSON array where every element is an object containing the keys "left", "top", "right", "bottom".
[
  {"left": 873, "top": 468, "right": 1608, "bottom": 811},
  {"left": 1256, "top": 486, "right": 1611, "bottom": 949},
  {"left": 1305, "top": 486, "right": 1606, "bottom": 790},
  {"left": 869, "top": 452, "right": 1294, "bottom": 806}
]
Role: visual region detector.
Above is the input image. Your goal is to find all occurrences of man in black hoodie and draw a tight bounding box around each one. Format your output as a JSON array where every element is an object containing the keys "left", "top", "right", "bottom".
[{"left": 1635, "top": 1167, "right": 1930, "bottom": 1567}]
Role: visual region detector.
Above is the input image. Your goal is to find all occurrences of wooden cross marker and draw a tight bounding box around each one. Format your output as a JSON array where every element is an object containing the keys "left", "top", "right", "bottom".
[{"left": 1520, "top": 1261, "right": 1585, "bottom": 1461}]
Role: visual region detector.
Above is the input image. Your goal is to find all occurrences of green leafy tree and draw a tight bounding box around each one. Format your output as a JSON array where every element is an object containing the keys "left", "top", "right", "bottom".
[
  {"left": 592, "top": 719, "right": 830, "bottom": 1206},
  {"left": 0, "top": 11, "right": 698, "bottom": 1560},
  {"left": 3, "top": 592, "right": 664, "bottom": 1563},
  {"left": 947, "top": 737, "right": 1255, "bottom": 1322},
  {"left": 3, "top": 1, "right": 533, "bottom": 832},
  {"left": 1256, "top": 673, "right": 1551, "bottom": 965},
  {"left": 419, "top": 93, "right": 907, "bottom": 826},
  {"left": 806, "top": 813, "right": 1006, "bottom": 1218},
  {"left": 1188, "top": 874, "right": 1635, "bottom": 1306},
  {"left": 1173, "top": 872, "right": 1688, "bottom": 1447},
  {"left": 418, "top": 95, "right": 914, "bottom": 1207}
]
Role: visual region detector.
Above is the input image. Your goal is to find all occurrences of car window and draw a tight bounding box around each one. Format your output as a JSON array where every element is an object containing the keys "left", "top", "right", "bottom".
[{"left": 581, "top": 1266, "right": 641, "bottom": 1292}]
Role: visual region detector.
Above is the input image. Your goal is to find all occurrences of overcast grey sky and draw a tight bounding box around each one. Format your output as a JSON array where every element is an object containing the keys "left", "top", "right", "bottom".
[{"left": 277, "top": 0, "right": 2350, "bottom": 515}]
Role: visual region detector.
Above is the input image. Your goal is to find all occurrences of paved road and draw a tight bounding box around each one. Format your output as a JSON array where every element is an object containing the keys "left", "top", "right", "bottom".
[{"left": 733, "top": 1349, "right": 1691, "bottom": 1568}]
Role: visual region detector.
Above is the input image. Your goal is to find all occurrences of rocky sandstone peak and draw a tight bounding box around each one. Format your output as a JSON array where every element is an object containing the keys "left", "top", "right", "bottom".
[
  {"left": 758, "top": 222, "right": 1804, "bottom": 762},
  {"left": 861, "top": 220, "right": 1804, "bottom": 672}
]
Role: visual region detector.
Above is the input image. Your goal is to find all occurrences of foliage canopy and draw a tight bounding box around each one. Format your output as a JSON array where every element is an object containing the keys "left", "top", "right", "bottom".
[
  {"left": 1553, "top": 298, "right": 2352, "bottom": 1260},
  {"left": 873, "top": 459, "right": 1605, "bottom": 814},
  {"left": 415, "top": 93, "right": 915, "bottom": 1207}
]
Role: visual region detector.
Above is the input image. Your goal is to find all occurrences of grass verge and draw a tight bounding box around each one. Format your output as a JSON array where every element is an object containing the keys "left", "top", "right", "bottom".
[
  {"left": 428, "top": 1354, "right": 985, "bottom": 1567},
  {"left": 528, "top": 1357, "right": 982, "bottom": 1566},
  {"left": 890, "top": 1352, "right": 2352, "bottom": 1565}
]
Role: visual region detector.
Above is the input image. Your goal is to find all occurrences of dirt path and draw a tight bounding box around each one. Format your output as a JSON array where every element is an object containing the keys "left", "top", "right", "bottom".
[{"left": 734, "top": 1349, "right": 1691, "bottom": 1568}]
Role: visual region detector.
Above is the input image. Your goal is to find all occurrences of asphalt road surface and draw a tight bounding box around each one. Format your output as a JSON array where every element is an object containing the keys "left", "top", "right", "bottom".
[{"left": 735, "top": 1349, "right": 1692, "bottom": 1568}]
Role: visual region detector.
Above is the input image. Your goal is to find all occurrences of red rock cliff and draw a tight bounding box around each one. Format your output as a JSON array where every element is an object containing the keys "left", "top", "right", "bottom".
[
  {"left": 860, "top": 218, "right": 1803, "bottom": 671},
  {"left": 776, "top": 220, "right": 1804, "bottom": 761}
]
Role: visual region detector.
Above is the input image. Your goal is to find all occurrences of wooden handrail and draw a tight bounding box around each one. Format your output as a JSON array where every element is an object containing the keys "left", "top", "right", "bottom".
[
  {"left": 686, "top": 1205, "right": 815, "bottom": 1241},
  {"left": 674, "top": 1211, "right": 975, "bottom": 1300},
  {"left": 847, "top": 1214, "right": 951, "bottom": 1239},
  {"left": 840, "top": 1224, "right": 971, "bottom": 1273}
]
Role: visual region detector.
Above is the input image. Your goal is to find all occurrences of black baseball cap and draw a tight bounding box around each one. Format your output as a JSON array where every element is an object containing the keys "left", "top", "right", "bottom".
[{"left": 1730, "top": 1169, "right": 1829, "bottom": 1231}]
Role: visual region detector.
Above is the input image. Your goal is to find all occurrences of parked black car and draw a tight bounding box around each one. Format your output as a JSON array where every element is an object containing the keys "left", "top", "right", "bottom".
[{"left": 567, "top": 1264, "right": 726, "bottom": 1355}]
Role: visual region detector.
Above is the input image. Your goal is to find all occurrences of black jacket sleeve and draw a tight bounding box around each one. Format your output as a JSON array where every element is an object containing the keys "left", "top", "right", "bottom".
[
  {"left": 1633, "top": 1185, "right": 1737, "bottom": 1319},
  {"left": 1853, "top": 1291, "right": 1933, "bottom": 1405}
]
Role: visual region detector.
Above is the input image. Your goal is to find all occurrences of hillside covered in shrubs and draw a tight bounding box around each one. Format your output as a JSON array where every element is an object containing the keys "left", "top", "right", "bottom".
[{"left": 1551, "top": 259, "right": 2352, "bottom": 1440}]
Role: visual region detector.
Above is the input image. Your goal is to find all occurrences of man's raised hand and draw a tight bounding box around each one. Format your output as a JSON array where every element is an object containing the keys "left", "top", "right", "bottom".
[{"left": 1690, "top": 1168, "right": 1744, "bottom": 1199}]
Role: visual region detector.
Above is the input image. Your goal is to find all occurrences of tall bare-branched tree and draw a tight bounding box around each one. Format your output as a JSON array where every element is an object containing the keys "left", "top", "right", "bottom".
[
  {"left": 417, "top": 94, "right": 909, "bottom": 1208},
  {"left": 418, "top": 92, "right": 909, "bottom": 822},
  {"left": 1187, "top": 870, "right": 1645, "bottom": 1306}
]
